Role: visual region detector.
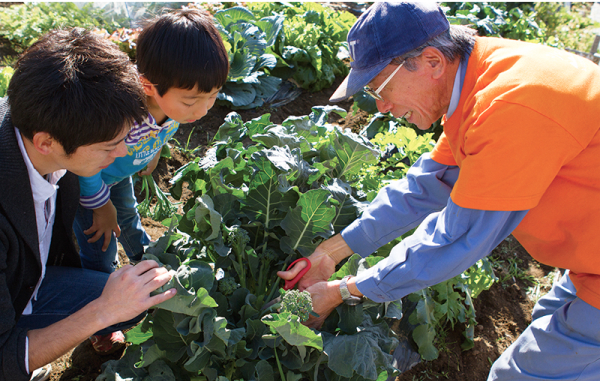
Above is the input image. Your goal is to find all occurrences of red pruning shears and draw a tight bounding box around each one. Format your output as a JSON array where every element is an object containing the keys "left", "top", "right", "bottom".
[
  {"left": 283, "top": 257, "right": 311, "bottom": 290},
  {"left": 262, "top": 257, "right": 312, "bottom": 311}
]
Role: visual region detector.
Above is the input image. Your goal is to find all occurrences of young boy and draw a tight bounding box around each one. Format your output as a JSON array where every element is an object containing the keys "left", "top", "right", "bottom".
[
  {"left": 74, "top": 9, "right": 229, "bottom": 273},
  {"left": 1, "top": 28, "right": 175, "bottom": 381}
]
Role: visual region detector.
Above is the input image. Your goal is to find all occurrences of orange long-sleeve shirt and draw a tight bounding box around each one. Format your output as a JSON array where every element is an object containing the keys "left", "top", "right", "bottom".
[{"left": 432, "top": 37, "right": 600, "bottom": 309}]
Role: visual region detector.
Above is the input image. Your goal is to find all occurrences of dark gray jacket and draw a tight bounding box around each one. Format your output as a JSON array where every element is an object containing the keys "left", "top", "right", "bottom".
[{"left": 0, "top": 98, "right": 80, "bottom": 380}]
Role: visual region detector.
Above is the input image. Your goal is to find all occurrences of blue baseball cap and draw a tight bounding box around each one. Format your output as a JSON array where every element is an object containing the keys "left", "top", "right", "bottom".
[{"left": 330, "top": 2, "right": 450, "bottom": 102}]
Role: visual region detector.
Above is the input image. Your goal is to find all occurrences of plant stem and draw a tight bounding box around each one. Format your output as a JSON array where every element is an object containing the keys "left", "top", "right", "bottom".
[
  {"left": 314, "top": 352, "right": 326, "bottom": 381},
  {"left": 185, "top": 126, "right": 197, "bottom": 152},
  {"left": 236, "top": 249, "right": 246, "bottom": 289},
  {"left": 266, "top": 261, "right": 289, "bottom": 303},
  {"left": 274, "top": 347, "right": 286, "bottom": 381}
]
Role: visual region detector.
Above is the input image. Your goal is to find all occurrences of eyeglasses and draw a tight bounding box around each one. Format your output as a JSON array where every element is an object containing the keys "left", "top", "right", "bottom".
[{"left": 363, "top": 60, "right": 405, "bottom": 102}]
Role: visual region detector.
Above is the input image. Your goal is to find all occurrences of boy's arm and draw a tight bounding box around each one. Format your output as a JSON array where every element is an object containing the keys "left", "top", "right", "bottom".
[
  {"left": 27, "top": 261, "right": 175, "bottom": 370},
  {"left": 79, "top": 173, "right": 109, "bottom": 208}
]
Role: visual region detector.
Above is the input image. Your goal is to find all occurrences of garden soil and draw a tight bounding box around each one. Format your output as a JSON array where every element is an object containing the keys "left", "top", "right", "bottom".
[{"left": 46, "top": 76, "right": 560, "bottom": 381}]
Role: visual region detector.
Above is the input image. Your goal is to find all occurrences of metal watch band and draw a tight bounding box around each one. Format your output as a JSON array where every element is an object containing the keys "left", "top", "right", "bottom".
[
  {"left": 340, "top": 275, "right": 352, "bottom": 300},
  {"left": 340, "top": 275, "right": 362, "bottom": 305}
]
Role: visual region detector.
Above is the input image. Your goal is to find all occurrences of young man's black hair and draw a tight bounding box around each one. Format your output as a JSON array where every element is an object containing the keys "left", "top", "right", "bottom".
[
  {"left": 7, "top": 28, "right": 147, "bottom": 155},
  {"left": 136, "top": 9, "right": 230, "bottom": 96}
]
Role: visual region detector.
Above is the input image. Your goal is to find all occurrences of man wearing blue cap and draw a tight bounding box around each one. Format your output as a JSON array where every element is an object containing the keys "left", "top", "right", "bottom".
[{"left": 279, "top": 2, "right": 600, "bottom": 380}]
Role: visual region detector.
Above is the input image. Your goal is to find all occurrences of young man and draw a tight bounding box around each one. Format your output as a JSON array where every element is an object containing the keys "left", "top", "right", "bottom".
[
  {"left": 280, "top": 2, "right": 600, "bottom": 380},
  {"left": 74, "top": 9, "right": 229, "bottom": 274},
  {"left": 1, "top": 28, "right": 175, "bottom": 381}
]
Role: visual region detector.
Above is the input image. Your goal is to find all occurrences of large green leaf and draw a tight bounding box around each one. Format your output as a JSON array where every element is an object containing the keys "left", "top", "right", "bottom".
[
  {"left": 244, "top": 155, "right": 299, "bottom": 229},
  {"left": 324, "top": 179, "right": 367, "bottom": 234},
  {"left": 262, "top": 312, "right": 323, "bottom": 350},
  {"left": 214, "top": 111, "right": 246, "bottom": 143},
  {"left": 280, "top": 189, "right": 335, "bottom": 256},
  {"left": 125, "top": 318, "right": 154, "bottom": 345},
  {"left": 323, "top": 314, "right": 398, "bottom": 380},
  {"left": 245, "top": 113, "right": 275, "bottom": 136},
  {"left": 255, "top": 15, "right": 284, "bottom": 46},
  {"left": 229, "top": 49, "right": 256, "bottom": 80},
  {"left": 331, "top": 129, "right": 380, "bottom": 179},
  {"left": 169, "top": 159, "right": 203, "bottom": 200},
  {"left": 193, "top": 194, "right": 223, "bottom": 241},
  {"left": 151, "top": 310, "right": 191, "bottom": 363},
  {"left": 252, "top": 73, "right": 282, "bottom": 98},
  {"left": 153, "top": 265, "right": 217, "bottom": 316},
  {"left": 310, "top": 105, "right": 347, "bottom": 126},
  {"left": 218, "top": 82, "right": 256, "bottom": 107},
  {"left": 206, "top": 158, "right": 246, "bottom": 198},
  {"left": 412, "top": 324, "right": 438, "bottom": 361},
  {"left": 214, "top": 6, "right": 255, "bottom": 28},
  {"left": 251, "top": 125, "right": 308, "bottom": 151},
  {"left": 98, "top": 345, "right": 148, "bottom": 380}
]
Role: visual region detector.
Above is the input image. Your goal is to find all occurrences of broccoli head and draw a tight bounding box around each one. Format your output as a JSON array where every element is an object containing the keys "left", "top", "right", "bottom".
[
  {"left": 218, "top": 276, "right": 239, "bottom": 296},
  {"left": 226, "top": 225, "right": 250, "bottom": 256},
  {"left": 263, "top": 248, "right": 279, "bottom": 263},
  {"left": 280, "top": 289, "right": 313, "bottom": 322}
]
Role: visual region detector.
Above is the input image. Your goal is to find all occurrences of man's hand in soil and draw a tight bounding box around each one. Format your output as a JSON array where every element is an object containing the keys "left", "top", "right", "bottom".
[
  {"left": 277, "top": 234, "right": 354, "bottom": 290},
  {"left": 95, "top": 260, "right": 176, "bottom": 325},
  {"left": 85, "top": 200, "right": 120, "bottom": 252}
]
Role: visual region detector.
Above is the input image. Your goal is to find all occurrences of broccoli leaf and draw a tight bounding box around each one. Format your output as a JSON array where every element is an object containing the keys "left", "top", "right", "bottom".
[
  {"left": 262, "top": 312, "right": 323, "bottom": 350},
  {"left": 244, "top": 155, "right": 299, "bottom": 229},
  {"left": 280, "top": 189, "right": 335, "bottom": 256},
  {"left": 323, "top": 314, "right": 399, "bottom": 380}
]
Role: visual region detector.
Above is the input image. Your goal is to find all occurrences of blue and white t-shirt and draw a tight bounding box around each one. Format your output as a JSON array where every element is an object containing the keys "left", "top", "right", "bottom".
[{"left": 79, "top": 113, "right": 179, "bottom": 208}]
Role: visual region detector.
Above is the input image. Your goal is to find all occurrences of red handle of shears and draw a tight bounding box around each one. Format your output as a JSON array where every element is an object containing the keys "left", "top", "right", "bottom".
[{"left": 283, "top": 258, "right": 311, "bottom": 290}]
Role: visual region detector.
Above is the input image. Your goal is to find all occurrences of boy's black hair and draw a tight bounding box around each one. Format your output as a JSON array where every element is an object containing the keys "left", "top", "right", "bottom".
[
  {"left": 7, "top": 28, "right": 147, "bottom": 156},
  {"left": 136, "top": 9, "right": 230, "bottom": 96}
]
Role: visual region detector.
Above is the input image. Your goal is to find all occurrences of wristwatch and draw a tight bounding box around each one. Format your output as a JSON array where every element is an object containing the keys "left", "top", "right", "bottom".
[{"left": 340, "top": 275, "right": 363, "bottom": 306}]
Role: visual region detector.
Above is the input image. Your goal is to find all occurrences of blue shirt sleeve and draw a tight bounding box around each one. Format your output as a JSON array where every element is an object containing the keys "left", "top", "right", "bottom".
[
  {"left": 341, "top": 152, "right": 460, "bottom": 256},
  {"left": 355, "top": 199, "right": 528, "bottom": 302},
  {"left": 79, "top": 173, "right": 110, "bottom": 209}
]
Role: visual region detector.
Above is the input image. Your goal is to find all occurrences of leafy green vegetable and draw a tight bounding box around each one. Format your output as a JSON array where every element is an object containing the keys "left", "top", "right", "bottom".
[
  {"left": 214, "top": 6, "right": 284, "bottom": 109},
  {"left": 136, "top": 174, "right": 178, "bottom": 222},
  {"left": 249, "top": 2, "right": 356, "bottom": 92},
  {"left": 0, "top": 2, "right": 117, "bottom": 53},
  {"left": 443, "top": 2, "right": 544, "bottom": 42}
]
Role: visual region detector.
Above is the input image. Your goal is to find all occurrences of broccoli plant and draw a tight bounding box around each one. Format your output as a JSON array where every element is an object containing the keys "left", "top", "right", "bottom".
[{"left": 99, "top": 106, "right": 406, "bottom": 381}]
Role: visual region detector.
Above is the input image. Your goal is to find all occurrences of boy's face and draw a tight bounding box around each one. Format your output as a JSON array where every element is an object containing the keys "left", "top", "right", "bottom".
[
  {"left": 55, "top": 127, "right": 130, "bottom": 177},
  {"left": 143, "top": 79, "right": 220, "bottom": 124}
]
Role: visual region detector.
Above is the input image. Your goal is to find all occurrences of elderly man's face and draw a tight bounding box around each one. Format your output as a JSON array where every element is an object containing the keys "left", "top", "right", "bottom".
[{"left": 367, "top": 49, "right": 451, "bottom": 130}]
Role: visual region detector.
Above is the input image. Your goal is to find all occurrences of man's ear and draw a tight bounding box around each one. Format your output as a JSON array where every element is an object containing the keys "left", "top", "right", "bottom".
[
  {"left": 139, "top": 75, "right": 157, "bottom": 97},
  {"left": 31, "top": 132, "right": 56, "bottom": 155},
  {"left": 421, "top": 46, "right": 447, "bottom": 80}
]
